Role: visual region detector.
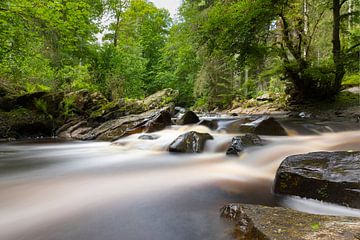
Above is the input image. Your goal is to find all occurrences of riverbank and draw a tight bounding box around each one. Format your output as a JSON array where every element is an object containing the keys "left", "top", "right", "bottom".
[{"left": 226, "top": 87, "right": 360, "bottom": 123}]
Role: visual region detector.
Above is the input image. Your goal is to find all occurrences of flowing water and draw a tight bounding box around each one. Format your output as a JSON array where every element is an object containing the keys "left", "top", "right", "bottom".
[{"left": 0, "top": 117, "right": 359, "bottom": 240}]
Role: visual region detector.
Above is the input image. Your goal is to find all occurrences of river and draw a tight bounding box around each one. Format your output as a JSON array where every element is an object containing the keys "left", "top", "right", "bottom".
[{"left": 0, "top": 117, "right": 359, "bottom": 240}]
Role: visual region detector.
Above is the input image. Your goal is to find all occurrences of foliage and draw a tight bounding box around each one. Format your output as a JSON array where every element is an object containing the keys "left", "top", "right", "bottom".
[{"left": 0, "top": 0, "right": 359, "bottom": 110}]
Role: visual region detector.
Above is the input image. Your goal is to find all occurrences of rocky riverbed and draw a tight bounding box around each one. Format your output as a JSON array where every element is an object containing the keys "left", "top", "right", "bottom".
[{"left": 0, "top": 88, "right": 359, "bottom": 239}]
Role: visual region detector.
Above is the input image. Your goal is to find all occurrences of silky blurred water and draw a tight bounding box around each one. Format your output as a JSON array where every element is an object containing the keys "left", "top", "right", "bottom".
[{"left": 0, "top": 118, "right": 359, "bottom": 240}]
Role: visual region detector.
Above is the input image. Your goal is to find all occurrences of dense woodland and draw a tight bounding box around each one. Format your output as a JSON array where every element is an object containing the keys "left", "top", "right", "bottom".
[{"left": 0, "top": 0, "right": 359, "bottom": 109}]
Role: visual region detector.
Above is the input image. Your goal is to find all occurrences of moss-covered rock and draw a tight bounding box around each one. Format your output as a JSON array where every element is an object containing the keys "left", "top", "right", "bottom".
[
  {"left": 142, "top": 88, "right": 179, "bottom": 111},
  {"left": 221, "top": 204, "right": 360, "bottom": 240},
  {"left": 61, "top": 90, "right": 108, "bottom": 118}
]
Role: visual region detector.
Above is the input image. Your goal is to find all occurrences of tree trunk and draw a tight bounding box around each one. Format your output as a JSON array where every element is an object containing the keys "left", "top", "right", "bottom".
[{"left": 332, "top": 0, "right": 345, "bottom": 93}]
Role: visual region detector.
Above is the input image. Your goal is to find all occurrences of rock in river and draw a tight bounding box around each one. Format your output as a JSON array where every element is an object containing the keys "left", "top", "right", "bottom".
[
  {"left": 239, "top": 116, "right": 287, "bottom": 136},
  {"left": 274, "top": 151, "right": 360, "bottom": 209},
  {"left": 226, "top": 134, "right": 263, "bottom": 156},
  {"left": 177, "top": 111, "right": 200, "bottom": 125},
  {"left": 169, "top": 131, "right": 213, "bottom": 153},
  {"left": 221, "top": 203, "right": 360, "bottom": 240}
]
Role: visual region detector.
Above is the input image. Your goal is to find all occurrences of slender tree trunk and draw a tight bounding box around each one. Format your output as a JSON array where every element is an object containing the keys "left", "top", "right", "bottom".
[
  {"left": 303, "top": 0, "right": 309, "bottom": 60},
  {"left": 113, "top": 14, "right": 120, "bottom": 47},
  {"left": 332, "top": 0, "right": 345, "bottom": 93}
]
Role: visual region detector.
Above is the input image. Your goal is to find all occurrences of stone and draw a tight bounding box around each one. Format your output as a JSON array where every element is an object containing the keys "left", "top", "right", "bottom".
[
  {"left": 239, "top": 116, "right": 287, "bottom": 136},
  {"left": 221, "top": 203, "right": 360, "bottom": 240},
  {"left": 198, "top": 119, "right": 218, "bottom": 130},
  {"left": 177, "top": 111, "right": 200, "bottom": 125},
  {"left": 226, "top": 134, "right": 263, "bottom": 156},
  {"left": 64, "top": 90, "right": 108, "bottom": 115},
  {"left": 142, "top": 88, "right": 179, "bottom": 111},
  {"left": 274, "top": 151, "right": 360, "bottom": 209},
  {"left": 168, "top": 131, "right": 213, "bottom": 153},
  {"left": 256, "top": 93, "right": 273, "bottom": 102},
  {"left": 138, "top": 134, "right": 160, "bottom": 140}
]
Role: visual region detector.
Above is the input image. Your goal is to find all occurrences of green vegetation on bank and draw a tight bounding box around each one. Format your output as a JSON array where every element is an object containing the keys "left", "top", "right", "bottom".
[{"left": 0, "top": 0, "right": 359, "bottom": 110}]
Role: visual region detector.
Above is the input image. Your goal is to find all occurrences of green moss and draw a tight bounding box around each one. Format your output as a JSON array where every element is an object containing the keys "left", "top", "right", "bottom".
[
  {"left": 342, "top": 73, "right": 360, "bottom": 86},
  {"left": 90, "top": 101, "right": 118, "bottom": 119}
]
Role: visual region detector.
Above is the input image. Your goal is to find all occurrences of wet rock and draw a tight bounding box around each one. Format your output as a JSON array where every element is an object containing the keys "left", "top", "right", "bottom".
[
  {"left": 239, "top": 116, "right": 287, "bottom": 136},
  {"left": 198, "top": 119, "right": 218, "bottom": 130},
  {"left": 177, "top": 111, "right": 200, "bottom": 125},
  {"left": 221, "top": 203, "right": 360, "bottom": 240},
  {"left": 57, "top": 120, "right": 93, "bottom": 140},
  {"left": 138, "top": 134, "right": 160, "bottom": 140},
  {"left": 226, "top": 134, "right": 263, "bottom": 156},
  {"left": 83, "top": 109, "right": 172, "bottom": 141},
  {"left": 274, "top": 151, "right": 360, "bottom": 209},
  {"left": 169, "top": 131, "right": 213, "bottom": 153},
  {"left": 174, "top": 106, "right": 186, "bottom": 117}
]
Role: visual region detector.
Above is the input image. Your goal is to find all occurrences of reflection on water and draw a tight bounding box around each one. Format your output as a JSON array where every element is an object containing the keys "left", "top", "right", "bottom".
[{"left": 0, "top": 119, "right": 359, "bottom": 240}]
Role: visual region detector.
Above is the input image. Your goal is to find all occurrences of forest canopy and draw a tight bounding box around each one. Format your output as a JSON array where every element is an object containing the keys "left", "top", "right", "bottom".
[{"left": 0, "top": 0, "right": 359, "bottom": 108}]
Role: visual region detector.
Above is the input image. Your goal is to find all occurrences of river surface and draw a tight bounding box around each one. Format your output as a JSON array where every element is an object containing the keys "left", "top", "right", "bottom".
[{"left": 0, "top": 117, "right": 359, "bottom": 240}]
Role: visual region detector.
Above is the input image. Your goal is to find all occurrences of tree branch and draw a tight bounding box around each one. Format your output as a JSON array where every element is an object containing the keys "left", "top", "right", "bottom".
[
  {"left": 347, "top": 43, "right": 360, "bottom": 53},
  {"left": 341, "top": 10, "right": 360, "bottom": 20},
  {"left": 340, "top": 0, "right": 349, "bottom": 7},
  {"left": 305, "top": 9, "right": 326, "bottom": 57}
]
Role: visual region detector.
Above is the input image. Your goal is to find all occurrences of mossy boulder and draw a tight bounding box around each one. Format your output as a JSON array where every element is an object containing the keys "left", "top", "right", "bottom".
[
  {"left": 62, "top": 90, "right": 108, "bottom": 117},
  {"left": 142, "top": 88, "right": 178, "bottom": 111},
  {"left": 89, "top": 98, "right": 146, "bottom": 121},
  {"left": 274, "top": 151, "right": 360, "bottom": 209},
  {"left": 221, "top": 203, "right": 360, "bottom": 240}
]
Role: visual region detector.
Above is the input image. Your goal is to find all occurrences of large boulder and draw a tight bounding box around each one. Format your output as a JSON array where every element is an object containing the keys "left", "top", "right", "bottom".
[
  {"left": 62, "top": 90, "right": 108, "bottom": 116},
  {"left": 221, "top": 203, "right": 360, "bottom": 240},
  {"left": 142, "top": 88, "right": 178, "bottom": 111},
  {"left": 274, "top": 151, "right": 360, "bottom": 209},
  {"left": 168, "top": 131, "right": 213, "bottom": 153},
  {"left": 114, "top": 109, "right": 172, "bottom": 139},
  {"left": 239, "top": 116, "right": 287, "bottom": 136},
  {"left": 226, "top": 134, "right": 263, "bottom": 156},
  {"left": 177, "top": 111, "right": 200, "bottom": 125},
  {"left": 58, "top": 109, "right": 172, "bottom": 141},
  {"left": 89, "top": 98, "right": 146, "bottom": 122}
]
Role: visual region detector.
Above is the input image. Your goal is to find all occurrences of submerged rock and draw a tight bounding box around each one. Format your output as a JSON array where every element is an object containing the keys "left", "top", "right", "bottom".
[
  {"left": 221, "top": 203, "right": 360, "bottom": 240},
  {"left": 177, "top": 111, "right": 200, "bottom": 125},
  {"left": 169, "top": 131, "right": 213, "bottom": 153},
  {"left": 138, "top": 134, "right": 160, "bottom": 140},
  {"left": 274, "top": 151, "right": 360, "bottom": 209},
  {"left": 226, "top": 134, "right": 263, "bottom": 156},
  {"left": 239, "top": 116, "right": 287, "bottom": 136}
]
